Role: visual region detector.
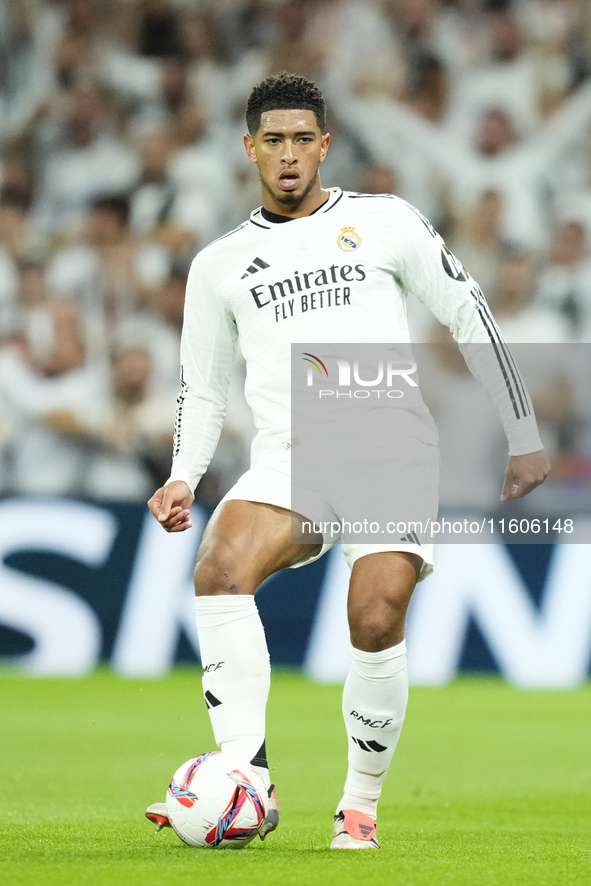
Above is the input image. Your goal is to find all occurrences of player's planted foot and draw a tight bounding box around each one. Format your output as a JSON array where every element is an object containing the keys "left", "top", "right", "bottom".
[
  {"left": 145, "top": 802, "right": 171, "bottom": 832},
  {"left": 258, "top": 784, "right": 279, "bottom": 840},
  {"left": 330, "top": 810, "right": 380, "bottom": 849}
]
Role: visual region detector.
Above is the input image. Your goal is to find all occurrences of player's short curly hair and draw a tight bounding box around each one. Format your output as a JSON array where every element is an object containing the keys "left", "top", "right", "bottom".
[{"left": 246, "top": 71, "right": 327, "bottom": 135}]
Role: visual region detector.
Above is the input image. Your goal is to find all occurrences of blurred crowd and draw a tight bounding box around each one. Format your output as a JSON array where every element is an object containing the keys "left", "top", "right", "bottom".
[{"left": 0, "top": 0, "right": 590, "bottom": 510}]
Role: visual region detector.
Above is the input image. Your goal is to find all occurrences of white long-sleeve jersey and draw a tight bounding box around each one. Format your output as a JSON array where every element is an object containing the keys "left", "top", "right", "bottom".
[{"left": 169, "top": 188, "right": 542, "bottom": 491}]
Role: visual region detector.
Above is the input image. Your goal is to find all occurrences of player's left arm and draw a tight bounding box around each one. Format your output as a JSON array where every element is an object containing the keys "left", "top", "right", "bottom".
[{"left": 392, "top": 199, "right": 550, "bottom": 500}]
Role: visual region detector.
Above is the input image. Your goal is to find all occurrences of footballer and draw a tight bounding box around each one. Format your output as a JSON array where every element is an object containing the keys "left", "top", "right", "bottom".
[{"left": 146, "top": 72, "right": 550, "bottom": 849}]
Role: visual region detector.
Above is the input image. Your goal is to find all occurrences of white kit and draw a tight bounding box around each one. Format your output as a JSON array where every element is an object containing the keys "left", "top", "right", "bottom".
[{"left": 169, "top": 188, "right": 541, "bottom": 496}]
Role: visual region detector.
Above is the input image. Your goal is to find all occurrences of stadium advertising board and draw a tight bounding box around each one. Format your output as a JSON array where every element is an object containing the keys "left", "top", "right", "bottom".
[{"left": 0, "top": 498, "right": 590, "bottom": 687}]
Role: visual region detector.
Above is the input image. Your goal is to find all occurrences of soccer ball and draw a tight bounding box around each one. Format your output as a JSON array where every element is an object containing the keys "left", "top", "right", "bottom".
[{"left": 165, "top": 752, "right": 267, "bottom": 849}]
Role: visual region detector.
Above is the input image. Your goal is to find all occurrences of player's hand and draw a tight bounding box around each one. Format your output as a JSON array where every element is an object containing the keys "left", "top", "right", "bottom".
[
  {"left": 148, "top": 481, "right": 195, "bottom": 532},
  {"left": 500, "top": 450, "right": 551, "bottom": 501}
]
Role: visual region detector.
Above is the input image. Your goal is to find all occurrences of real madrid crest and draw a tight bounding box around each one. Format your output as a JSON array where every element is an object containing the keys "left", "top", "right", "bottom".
[{"left": 337, "top": 226, "right": 361, "bottom": 251}]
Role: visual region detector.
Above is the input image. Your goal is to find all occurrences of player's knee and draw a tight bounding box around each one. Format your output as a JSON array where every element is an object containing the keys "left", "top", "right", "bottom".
[
  {"left": 193, "top": 541, "right": 251, "bottom": 596},
  {"left": 350, "top": 622, "right": 400, "bottom": 651},
  {"left": 349, "top": 601, "right": 406, "bottom": 651}
]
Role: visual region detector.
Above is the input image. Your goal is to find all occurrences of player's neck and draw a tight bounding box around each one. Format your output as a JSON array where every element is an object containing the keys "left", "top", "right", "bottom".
[{"left": 261, "top": 185, "right": 331, "bottom": 220}]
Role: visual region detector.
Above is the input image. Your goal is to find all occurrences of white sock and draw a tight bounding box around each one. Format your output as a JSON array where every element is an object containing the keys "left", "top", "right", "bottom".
[
  {"left": 337, "top": 640, "right": 408, "bottom": 819},
  {"left": 195, "top": 595, "right": 271, "bottom": 789}
]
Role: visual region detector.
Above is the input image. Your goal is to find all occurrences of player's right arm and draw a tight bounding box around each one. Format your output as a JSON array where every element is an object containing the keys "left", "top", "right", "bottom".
[{"left": 148, "top": 251, "right": 238, "bottom": 531}]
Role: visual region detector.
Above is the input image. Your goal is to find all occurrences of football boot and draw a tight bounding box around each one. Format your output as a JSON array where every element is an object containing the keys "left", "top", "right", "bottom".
[
  {"left": 145, "top": 802, "right": 171, "bottom": 832},
  {"left": 258, "top": 784, "right": 279, "bottom": 840},
  {"left": 330, "top": 810, "right": 380, "bottom": 849}
]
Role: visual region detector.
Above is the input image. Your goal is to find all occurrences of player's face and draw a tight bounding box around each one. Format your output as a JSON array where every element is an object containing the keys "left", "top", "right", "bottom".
[{"left": 244, "top": 109, "right": 330, "bottom": 213}]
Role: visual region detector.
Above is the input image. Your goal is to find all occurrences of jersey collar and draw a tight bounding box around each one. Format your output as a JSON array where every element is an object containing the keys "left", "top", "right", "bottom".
[{"left": 250, "top": 187, "right": 343, "bottom": 229}]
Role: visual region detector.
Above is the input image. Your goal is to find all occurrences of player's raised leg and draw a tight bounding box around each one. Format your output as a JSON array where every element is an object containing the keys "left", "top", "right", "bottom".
[
  {"left": 147, "top": 499, "right": 322, "bottom": 836},
  {"left": 195, "top": 501, "right": 320, "bottom": 772},
  {"left": 331, "top": 550, "right": 421, "bottom": 850}
]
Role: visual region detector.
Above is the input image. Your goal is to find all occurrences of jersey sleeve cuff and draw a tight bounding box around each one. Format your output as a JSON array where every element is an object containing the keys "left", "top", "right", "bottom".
[
  {"left": 165, "top": 472, "right": 197, "bottom": 492},
  {"left": 507, "top": 439, "right": 544, "bottom": 457}
]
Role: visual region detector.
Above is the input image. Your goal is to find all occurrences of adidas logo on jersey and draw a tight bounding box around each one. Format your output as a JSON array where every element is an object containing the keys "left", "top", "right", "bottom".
[
  {"left": 400, "top": 530, "right": 421, "bottom": 546},
  {"left": 241, "top": 257, "right": 270, "bottom": 279}
]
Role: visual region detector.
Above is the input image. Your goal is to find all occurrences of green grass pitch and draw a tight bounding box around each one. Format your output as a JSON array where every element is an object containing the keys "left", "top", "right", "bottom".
[{"left": 1, "top": 670, "right": 589, "bottom": 886}]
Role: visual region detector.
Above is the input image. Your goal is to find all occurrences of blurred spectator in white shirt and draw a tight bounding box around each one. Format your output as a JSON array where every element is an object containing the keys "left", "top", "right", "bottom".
[
  {"left": 75, "top": 345, "right": 176, "bottom": 500},
  {"left": 33, "top": 83, "right": 140, "bottom": 237},
  {"left": 129, "top": 128, "right": 217, "bottom": 253},
  {"left": 491, "top": 251, "right": 569, "bottom": 343},
  {"left": 47, "top": 193, "right": 170, "bottom": 360},
  {"left": 535, "top": 218, "right": 591, "bottom": 341},
  {"left": 166, "top": 97, "right": 234, "bottom": 239},
  {"left": 447, "top": 189, "right": 505, "bottom": 296},
  {"left": 115, "top": 263, "right": 185, "bottom": 393},
  {"left": 19, "top": 342, "right": 175, "bottom": 500},
  {"left": 179, "top": 10, "right": 234, "bottom": 129},
  {"left": 446, "top": 8, "right": 566, "bottom": 141},
  {"left": 0, "top": 296, "right": 105, "bottom": 496}
]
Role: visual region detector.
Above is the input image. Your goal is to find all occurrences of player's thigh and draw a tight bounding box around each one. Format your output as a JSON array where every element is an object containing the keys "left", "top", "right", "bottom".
[
  {"left": 195, "top": 499, "right": 323, "bottom": 595},
  {"left": 347, "top": 550, "right": 422, "bottom": 649}
]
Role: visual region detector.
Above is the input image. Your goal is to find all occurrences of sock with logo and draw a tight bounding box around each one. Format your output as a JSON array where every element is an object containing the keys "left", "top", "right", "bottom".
[
  {"left": 195, "top": 595, "right": 271, "bottom": 789},
  {"left": 336, "top": 640, "right": 408, "bottom": 819}
]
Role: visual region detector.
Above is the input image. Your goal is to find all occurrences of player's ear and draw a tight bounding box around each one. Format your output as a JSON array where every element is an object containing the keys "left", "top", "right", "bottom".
[
  {"left": 244, "top": 133, "right": 257, "bottom": 164},
  {"left": 319, "top": 131, "right": 330, "bottom": 163}
]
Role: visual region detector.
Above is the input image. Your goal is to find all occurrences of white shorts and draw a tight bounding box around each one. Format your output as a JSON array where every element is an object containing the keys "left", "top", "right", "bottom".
[{"left": 219, "top": 456, "right": 435, "bottom": 581}]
